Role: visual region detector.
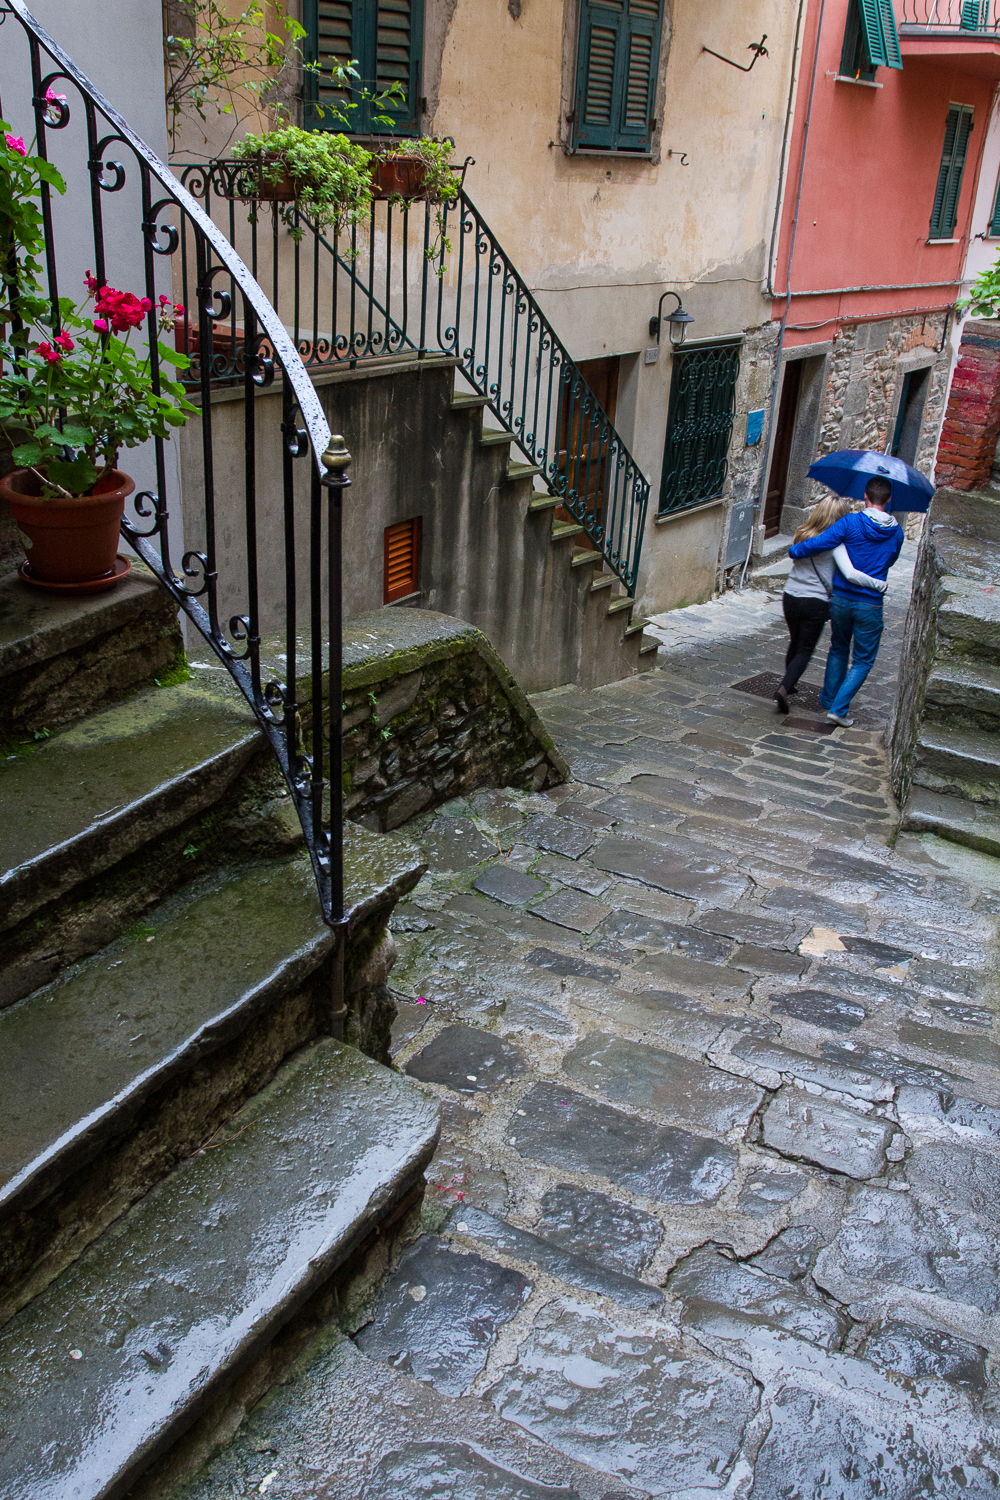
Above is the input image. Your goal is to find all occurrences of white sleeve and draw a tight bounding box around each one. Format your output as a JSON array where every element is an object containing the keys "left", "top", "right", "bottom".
[{"left": 832, "top": 542, "right": 887, "bottom": 594}]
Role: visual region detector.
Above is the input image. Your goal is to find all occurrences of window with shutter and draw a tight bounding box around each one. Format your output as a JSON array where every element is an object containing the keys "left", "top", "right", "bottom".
[
  {"left": 572, "top": 0, "right": 665, "bottom": 154},
  {"left": 383, "top": 517, "right": 421, "bottom": 602},
  {"left": 929, "top": 104, "right": 974, "bottom": 241},
  {"left": 304, "top": 0, "right": 424, "bottom": 136},
  {"left": 840, "top": 0, "right": 902, "bottom": 77},
  {"left": 988, "top": 170, "right": 1000, "bottom": 237}
]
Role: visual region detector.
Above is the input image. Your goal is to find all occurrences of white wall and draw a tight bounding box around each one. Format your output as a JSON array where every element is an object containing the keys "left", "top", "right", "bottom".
[{"left": 1, "top": 0, "right": 183, "bottom": 564}]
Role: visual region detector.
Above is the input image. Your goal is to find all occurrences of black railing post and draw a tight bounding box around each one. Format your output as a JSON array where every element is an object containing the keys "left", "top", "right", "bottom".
[{"left": 321, "top": 433, "right": 350, "bottom": 1033}]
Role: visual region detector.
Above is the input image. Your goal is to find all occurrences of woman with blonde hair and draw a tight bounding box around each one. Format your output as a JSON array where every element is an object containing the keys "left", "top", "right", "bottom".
[{"left": 775, "top": 495, "right": 886, "bottom": 713}]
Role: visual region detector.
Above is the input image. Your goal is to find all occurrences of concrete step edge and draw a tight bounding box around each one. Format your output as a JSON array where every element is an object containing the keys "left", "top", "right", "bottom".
[
  {"left": 903, "top": 787, "right": 1000, "bottom": 858},
  {"left": 0, "top": 832, "right": 426, "bottom": 1255},
  {"left": 0, "top": 1037, "right": 439, "bottom": 1500}
]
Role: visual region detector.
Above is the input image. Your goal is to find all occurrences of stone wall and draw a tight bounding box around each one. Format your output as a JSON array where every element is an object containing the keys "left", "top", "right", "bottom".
[
  {"left": 934, "top": 320, "right": 1000, "bottom": 493},
  {"left": 334, "top": 608, "right": 569, "bottom": 832}
]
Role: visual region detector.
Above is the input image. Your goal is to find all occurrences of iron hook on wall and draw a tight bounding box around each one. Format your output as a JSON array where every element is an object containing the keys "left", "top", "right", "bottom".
[
  {"left": 667, "top": 149, "right": 690, "bottom": 166},
  {"left": 702, "top": 34, "right": 768, "bottom": 72}
]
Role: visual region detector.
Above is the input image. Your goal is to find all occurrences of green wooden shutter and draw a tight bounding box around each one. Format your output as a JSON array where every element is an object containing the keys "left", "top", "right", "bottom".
[
  {"left": 658, "top": 341, "right": 742, "bottom": 517},
  {"left": 857, "top": 0, "right": 902, "bottom": 69},
  {"left": 573, "top": 0, "right": 664, "bottom": 153},
  {"left": 961, "top": 1, "right": 989, "bottom": 30},
  {"left": 305, "top": 0, "right": 423, "bottom": 136},
  {"left": 929, "top": 105, "right": 974, "bottom": 240}
]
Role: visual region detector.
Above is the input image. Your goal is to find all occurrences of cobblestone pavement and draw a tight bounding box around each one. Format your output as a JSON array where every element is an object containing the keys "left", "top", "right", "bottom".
[{"left": 180, "top": 546, "right": 1000, "bottom": 1499}]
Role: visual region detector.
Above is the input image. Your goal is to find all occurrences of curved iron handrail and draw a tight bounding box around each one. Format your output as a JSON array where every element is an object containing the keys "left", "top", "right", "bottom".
[{"left": 4, "top": 0, "right": 350, "bottom": 928}]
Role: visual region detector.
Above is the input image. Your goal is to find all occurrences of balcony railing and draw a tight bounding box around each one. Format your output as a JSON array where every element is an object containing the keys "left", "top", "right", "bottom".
[
  {"left": 2, "top": 1, "right": 350, "bottom": 933},
  {"left": 172, "top": 162, "right": 651, "bottom": 598},
  {"left": 899, "top": 1, "right": 1000, "bottom": 32}
]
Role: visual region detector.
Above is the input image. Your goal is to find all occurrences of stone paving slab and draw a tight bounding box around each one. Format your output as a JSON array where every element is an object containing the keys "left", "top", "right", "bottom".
[{"left": 176, "top": 541, "right": 1000, "bottom": 1500}]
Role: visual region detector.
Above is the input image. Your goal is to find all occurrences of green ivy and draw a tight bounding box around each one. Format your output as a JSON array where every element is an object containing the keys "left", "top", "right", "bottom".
[{"left": 233, "top": 126, "right": 375, "bottom": 243}]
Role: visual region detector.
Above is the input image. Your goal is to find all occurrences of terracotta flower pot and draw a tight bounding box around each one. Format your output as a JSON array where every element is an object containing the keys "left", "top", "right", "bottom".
[
  {"left": 372, "top": 156, "right": 429, "bottom": 201},
  {"left": 1, "top": 467, "right": 134, "bottom": 589},
  {"left": 241, "top": 155, "right": 300, "bottom": 202}
]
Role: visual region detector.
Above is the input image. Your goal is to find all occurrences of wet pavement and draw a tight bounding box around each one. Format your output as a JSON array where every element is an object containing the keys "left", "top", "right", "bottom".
[{"left": 179, "top": 544, "right": 1000, "bottom": 1497}]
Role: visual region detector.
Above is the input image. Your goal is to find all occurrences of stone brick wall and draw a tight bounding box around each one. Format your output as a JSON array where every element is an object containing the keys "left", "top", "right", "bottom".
[
  {"left": 810, "top": 312, "right": 950, "bottom": 509},
  {"left": 934, "top": 320, "right": 1000, "bottom": 493},
  {"left": 335, "top": 608, "right": 569, "bottom": 832}
]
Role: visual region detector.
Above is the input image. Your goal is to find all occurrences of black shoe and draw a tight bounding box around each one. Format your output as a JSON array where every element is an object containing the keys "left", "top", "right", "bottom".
[
  {"left": 788, "top": 684, "right": 798, "bottom": 694},
  {"left": 774, "top": 688, "right": 790, "bottom": 715}
]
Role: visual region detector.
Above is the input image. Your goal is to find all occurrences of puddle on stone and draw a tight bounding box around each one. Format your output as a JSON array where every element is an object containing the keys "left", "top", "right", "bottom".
[
  {"left": 562, "top": 1033, "right": 763, "bottom": 1134},
  {"left": 738, "top": 1168, "right": 810, "bottom": 1218},
  {"left": 511, "top": 1081, "right": 738, "bottom": 1204},
  {"left": 406, "top": 1026, "right": 528, "bottom": 1095},
  {"left": 862, "top": 1320, "right": 988, "bottom": 1391},
  {"left": 368, "top": 1441, "right": 581, "bottom": 1499},
  {"left": 487, "top": 1300, "right": 757, "bottom": 1495},
  {"left": 535, "top": 1183, "right": 662, "bottom": 1278},
  {"left": 770, "top": 989, "right": 867, "bottom": 1034},
  {"left": 356, "top": 1238, "right": 530, "bottom": 1397}
]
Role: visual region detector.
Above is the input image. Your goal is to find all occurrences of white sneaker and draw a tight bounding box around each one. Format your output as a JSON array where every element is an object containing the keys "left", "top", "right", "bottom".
[{"left": 826, "top": 712, "right": 854, "bottom": 727}]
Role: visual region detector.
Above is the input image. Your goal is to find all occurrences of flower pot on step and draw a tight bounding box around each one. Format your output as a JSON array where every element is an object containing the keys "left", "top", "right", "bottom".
[
  {"left": 1, "top": 467, "right": 134, "bottom": 590},
  {"left": 372, "top": 157, "right": 429, "bottom": 201}
]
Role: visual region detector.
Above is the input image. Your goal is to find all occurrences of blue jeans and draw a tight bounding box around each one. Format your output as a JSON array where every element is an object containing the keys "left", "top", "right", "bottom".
[{"left": 820, "top": 599, "right": 884, "bottom": 717}]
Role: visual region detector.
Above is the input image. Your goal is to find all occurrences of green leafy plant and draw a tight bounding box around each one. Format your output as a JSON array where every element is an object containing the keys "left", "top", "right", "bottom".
[
  {"left": 232, "top": 125, "right": 375, "bottom": 242},
  {"left": 959, "top": 255, "right": 1000, "bottom": 318},
  {"left": 164, "top": 0, "right": 311, "bottom": 148},
  {"left": 1, "top": 108, "right": 66, "bottom": 329},
  {"left": 375, "top": 137, "right": 463, "bottom": 268}
]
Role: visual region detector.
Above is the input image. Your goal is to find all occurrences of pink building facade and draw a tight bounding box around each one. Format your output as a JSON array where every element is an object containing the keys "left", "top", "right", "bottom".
[{"left": 762, "top": 0, "right": 1000, "bottom": 539}]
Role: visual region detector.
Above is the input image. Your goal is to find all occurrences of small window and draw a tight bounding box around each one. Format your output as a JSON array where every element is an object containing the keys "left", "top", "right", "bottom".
[
  {"left": 658, "top": 341, "right": 741, "bottom": 518},
  {"left": 304, "top": 0, "right": 424, "bottom": 136},
  {"left": 840, "top": 0, "right": 902, "bottom": 78},
  {"left": 384, "top": 517, "right": 421, "bottom": 602},
  {"left": 987, "top": 167, "right": 1000, "bottom": 236},
  {"left": 571, "top": 0, "right": 665, "bottom": 155},
  {"left": 930, "top": 104, "right": 974, "bottom": 241}
]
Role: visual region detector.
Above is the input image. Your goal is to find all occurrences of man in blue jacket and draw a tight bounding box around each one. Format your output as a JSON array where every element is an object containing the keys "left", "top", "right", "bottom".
[{"left": 787, "top": 475, "right": 904, "bottom": 727}]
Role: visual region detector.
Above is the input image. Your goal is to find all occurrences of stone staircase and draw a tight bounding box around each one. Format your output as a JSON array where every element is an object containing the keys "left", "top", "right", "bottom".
[
  {"left": 451, "top": 384, "right": 660, "bottom": 685},
  {"left": 0, "top": 568, "right": 441, "bottom": 1498},
  {"left": 892, "top": 482, "right": 1000, "bottom": 855}
]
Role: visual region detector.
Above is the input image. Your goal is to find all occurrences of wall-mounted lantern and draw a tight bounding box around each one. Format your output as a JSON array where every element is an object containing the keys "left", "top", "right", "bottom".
[{"left": 649, "top": 291, "right": 695, "bottom": 349}]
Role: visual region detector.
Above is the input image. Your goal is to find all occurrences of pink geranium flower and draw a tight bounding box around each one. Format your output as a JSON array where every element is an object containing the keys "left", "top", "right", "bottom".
[
  {"left": 5, "top": 134, "right": 27, "bottom": 158},
  {"left": 53, "top": 331, "right": 74, "bottom": 353},
  {"left": 84, "top": 271, "right": 100, "bottom": 294},
  {"left": 93, "top": 284, "right": 152, "bottom": 332},
  {"left": 35, "top": 342, "right": 61, "bottom": 364},
  {"left": 92, "top": 318, "right": 109, "bottom": 333}
]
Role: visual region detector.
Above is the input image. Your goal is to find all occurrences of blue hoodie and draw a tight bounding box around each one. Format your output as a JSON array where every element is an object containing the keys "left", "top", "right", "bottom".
[{"left": 788, "top": 508, "right": 904, "bottom": 604}]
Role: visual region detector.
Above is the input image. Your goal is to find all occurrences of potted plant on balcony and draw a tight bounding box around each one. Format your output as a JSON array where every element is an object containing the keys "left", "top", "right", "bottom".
[
  {"left": 232, "top": 125, "right": 375, "bottom": 242},
  {"left": 373, "top": 138, "right": 464, "bottom": 268}
]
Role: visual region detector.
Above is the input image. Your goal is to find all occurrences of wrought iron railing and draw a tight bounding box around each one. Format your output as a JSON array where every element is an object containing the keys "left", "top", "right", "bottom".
[
  {"left": 172, "top": 162, "right": 651, "bottom": 595},
  {"left": 1, "top": 1, "right": 351, "bottom": 939},
  {"left": 899, "top": 0, "right": 1000, "bottom": 31}
]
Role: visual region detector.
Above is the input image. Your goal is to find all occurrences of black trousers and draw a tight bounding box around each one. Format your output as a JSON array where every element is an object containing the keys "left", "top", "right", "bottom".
[{"left": 781, "top": 593, "right": 830, "bottom": 693}]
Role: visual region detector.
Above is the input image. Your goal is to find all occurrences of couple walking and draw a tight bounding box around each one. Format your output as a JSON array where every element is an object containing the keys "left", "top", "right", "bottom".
[{"left": 776, "top": 476, "right": 904, "bottom": 727}]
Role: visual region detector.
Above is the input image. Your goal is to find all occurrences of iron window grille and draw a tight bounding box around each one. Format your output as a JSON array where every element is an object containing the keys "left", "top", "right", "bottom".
[
  {"left": 304, "top": 0, "right": 424, "bottom": 136},
  {"left": 930, "top": 103, "right": 974, "bottom": 240},
  {"left": 571, "top": 0, "right": 665, "bottom": 154},
  {"left": 658, "top": 341, "right": 741, "bottom": 518}
]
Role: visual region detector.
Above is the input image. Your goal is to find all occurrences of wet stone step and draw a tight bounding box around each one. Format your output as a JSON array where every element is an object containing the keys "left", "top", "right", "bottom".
[
  {"left": 0, "top": 678, "right": 260, "bottom": 933},
  {"left": 509, "top": 1081, "right": 738, "bottom": 1205},
  {"left": 534, "top": 1182, "right": 662, "bottom": 1277},
  {"left": 0, "top": 1040, "right": 439, "bottom": 1500}
]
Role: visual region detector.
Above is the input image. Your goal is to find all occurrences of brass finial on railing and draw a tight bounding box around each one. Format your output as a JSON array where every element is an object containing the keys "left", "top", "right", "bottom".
[{"left": 322, "top": 434, "right": 352, "bottom": 486}]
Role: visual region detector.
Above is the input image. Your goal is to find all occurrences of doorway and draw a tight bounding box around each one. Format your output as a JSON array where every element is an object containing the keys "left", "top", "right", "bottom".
[
  {"left": 558, "top": 355, "right": 621, "bottom": 521},
  {"left": 891, "top": 366, "right": 931, "bottom": 466},
  {"left": 763, "top": 360, "right": 803, "bottom": 537}
]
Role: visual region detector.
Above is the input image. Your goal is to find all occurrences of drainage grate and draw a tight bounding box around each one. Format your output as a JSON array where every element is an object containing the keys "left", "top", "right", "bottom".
[
  {"left": 730, "top": 672, "right": 836, "bottom": 734},
  {"left": 731, "top": 671, "right": 825, "bottom": 712}
]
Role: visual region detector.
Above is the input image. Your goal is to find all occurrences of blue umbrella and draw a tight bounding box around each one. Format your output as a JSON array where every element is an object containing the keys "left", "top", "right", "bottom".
[{"left": 807, "top": 449, "right": 935, "bottom": 513}]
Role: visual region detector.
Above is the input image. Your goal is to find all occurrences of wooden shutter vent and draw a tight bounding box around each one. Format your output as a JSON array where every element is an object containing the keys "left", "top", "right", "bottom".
[{"left": 384, "top": 517, "right": 421, "bottom": 602}]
